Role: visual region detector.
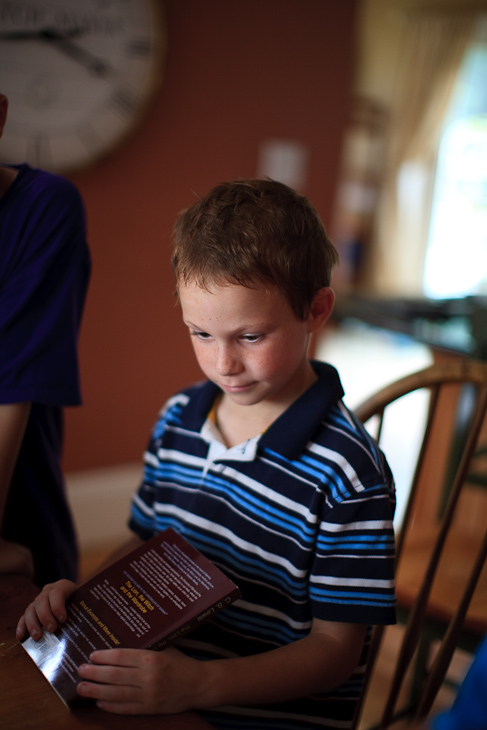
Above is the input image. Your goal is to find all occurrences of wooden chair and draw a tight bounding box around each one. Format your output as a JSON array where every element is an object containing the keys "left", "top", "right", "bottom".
[{"left": 351, "top": 359, "right": 487, "bottom": 729}]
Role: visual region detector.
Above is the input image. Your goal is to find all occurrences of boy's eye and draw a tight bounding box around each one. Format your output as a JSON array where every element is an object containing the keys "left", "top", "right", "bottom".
[
  {"left": 242, "top": 334, "right": 262, "bottom": 343},
  {"left": 191, "top": 330, "right": 212, "bottom": 340}
]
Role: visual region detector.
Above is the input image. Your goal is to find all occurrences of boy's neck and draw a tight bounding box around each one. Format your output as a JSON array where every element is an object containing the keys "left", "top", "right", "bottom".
[{"left": 215, "top": 364, "right": 318, "bottom": 448}]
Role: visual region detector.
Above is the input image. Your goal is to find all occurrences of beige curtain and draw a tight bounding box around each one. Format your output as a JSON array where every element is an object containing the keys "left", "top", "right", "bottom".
[{"left": 364, "top": 11, "right": 477, "bottom": 295}]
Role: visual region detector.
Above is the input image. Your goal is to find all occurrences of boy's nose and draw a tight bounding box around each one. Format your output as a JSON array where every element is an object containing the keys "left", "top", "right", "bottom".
[{"left": 215, "top": 345, "right": 241, "bottom": 376}]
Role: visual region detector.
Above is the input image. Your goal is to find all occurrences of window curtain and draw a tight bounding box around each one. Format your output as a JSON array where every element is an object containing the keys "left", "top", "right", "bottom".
[{"left": 363, "top": 11, "right": 477, "bottom": 295}]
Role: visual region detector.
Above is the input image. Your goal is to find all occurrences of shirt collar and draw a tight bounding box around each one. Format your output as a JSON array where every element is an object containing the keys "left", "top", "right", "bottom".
[
  {"left": 260, "top": 360, "right": 344, "bottom": 459},
  {"left": 180, "top": 360, "right": 344, "bottom": 461}
]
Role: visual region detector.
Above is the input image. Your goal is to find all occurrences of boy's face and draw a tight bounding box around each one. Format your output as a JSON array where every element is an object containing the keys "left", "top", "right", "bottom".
[{"left": 179, "top": 280, "right": 322, "bottom": 411}]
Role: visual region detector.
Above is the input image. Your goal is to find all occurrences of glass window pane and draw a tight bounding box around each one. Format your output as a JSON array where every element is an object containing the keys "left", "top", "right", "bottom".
[{"left": 423, "top": 45, "right": 487, "bottom": 299}]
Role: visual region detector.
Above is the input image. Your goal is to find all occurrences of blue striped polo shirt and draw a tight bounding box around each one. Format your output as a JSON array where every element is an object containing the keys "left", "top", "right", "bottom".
[{"left": 129, "top": 360, "right": 396, "bottom": 728}]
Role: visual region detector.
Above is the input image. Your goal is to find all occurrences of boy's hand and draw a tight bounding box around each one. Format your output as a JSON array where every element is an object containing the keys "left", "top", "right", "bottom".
[
  {"left": 77, "top": 646, "right": 203, "bottom": 714},
  {"left": 75, "top": 620, "right": 367, "bottom": 715},
  {"left": 16, "top": 579, "right": 77, "bottom": 641}
]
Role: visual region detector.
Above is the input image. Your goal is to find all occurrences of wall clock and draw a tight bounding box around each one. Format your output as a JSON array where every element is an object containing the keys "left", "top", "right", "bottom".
[{"left": 0, "top": 0, "right": 166, "bottom": 173}]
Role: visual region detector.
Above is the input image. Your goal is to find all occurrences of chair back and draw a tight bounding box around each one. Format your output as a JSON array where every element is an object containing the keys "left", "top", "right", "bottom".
[{"left": 352, "top": 359, "right": 487, "bottom": 729}]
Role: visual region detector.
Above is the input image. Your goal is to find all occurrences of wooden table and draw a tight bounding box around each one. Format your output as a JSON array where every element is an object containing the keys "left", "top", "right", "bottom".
[{"left": 0, "top": 575, "right": 214, "bottom": 730}]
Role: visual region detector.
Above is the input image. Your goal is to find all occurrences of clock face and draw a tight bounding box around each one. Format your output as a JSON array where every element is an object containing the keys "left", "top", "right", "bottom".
[{"left": 0, "top": 0, "right": 166, "bottom": 173}]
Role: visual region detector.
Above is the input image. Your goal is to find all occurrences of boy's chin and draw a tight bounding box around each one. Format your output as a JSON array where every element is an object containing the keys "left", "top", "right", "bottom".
[{"left": 221, "top": 389, "right": 262, "bottom": 406}]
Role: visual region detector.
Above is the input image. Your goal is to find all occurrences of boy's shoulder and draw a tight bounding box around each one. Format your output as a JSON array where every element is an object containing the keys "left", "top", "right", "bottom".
[
  {"left": 260, "top": 363, "right": 393, "bottom": 497},
  {"left": 320, "top": 404, "right": 394, "bottom": 504},
  {"left": 292, "top": 400, "right": 394, "bottom": 507}
]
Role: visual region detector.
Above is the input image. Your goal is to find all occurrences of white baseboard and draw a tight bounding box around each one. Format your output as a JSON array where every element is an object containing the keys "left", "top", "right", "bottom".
[{"left": 66, "top": 462, "right": 143, "bottom": 551}]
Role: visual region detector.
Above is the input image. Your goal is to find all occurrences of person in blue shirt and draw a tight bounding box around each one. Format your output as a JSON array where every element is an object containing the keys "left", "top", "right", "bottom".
[
  {"left": 0, "top": 93, "right": 91, "bottom": 586},
  {"left": 429, "top": 635, "right": 487, "bottom": 730},
  {"left": 18, "top": 178, "right": 395, "bottom": 728}
]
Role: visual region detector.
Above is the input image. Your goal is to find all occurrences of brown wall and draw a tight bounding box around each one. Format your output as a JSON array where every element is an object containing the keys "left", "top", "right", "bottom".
[{"left": 63, "top": 0, "right": 358, "bottom": 471}]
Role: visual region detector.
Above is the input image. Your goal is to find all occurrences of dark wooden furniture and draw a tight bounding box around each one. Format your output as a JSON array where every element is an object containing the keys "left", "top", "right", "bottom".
[{"left": 352, "top": 359, "right": 487, "bottom": 729}]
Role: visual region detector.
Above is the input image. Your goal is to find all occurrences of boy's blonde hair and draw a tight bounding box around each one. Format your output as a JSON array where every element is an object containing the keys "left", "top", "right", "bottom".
[{"left": 171, "top": 178, "right": 339, "bottom": 320}]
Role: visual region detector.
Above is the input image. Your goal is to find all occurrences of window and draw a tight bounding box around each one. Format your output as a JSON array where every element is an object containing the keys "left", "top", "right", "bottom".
[{"left": 424, "top": 43, "right": 487, "bottom": 299}]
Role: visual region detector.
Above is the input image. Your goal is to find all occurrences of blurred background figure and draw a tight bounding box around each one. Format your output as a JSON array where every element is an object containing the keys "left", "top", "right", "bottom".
[
  {"left": 0, "top": 93, "right": 91, "bottom": 586},
  {"left": 428, "top": 635, "right": 487, "bottom": 730}
]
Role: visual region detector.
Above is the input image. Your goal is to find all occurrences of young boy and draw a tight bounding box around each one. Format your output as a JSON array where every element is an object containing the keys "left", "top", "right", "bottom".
[{"left": 18, "top": 179, "right": 396, "bottom": 729}]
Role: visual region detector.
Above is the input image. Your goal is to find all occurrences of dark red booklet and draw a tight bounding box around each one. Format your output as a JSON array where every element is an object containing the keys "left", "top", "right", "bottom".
[{"left": 21, "top": 528, "right": 241, "bottom": 708}]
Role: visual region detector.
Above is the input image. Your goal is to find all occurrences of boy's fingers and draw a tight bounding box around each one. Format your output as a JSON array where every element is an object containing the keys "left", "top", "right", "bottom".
[
  {"left": 32, "top": 599, "right": 58, "bottom": 633},
  {"left": 20, "top": 600, "right": 45, "bottom": 639},
  {"left": 47, "top": 587, "right": 68, "bottom": 624},
  {"left": 17, "top": 580, "right": 75, "bottom": 640},
  {"left": 16, "top": 614, "right": 26, "bottom": 639}
]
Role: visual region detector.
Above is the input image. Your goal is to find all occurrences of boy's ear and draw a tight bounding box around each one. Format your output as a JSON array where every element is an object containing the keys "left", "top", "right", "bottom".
[{"left": 307, "top": 287, "right": 335, "bottom": 333}]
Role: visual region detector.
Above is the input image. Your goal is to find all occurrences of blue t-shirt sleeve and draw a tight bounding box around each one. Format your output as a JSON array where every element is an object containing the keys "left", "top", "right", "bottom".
[
  {"left": 0, "top": 166, "right": 91, "bottom": 406},
  {"left": 431, "top": 635, "right": 487, "bottom": 730},
  {"left": 310, "top": 482, "right": 396, "bottom": 625}
]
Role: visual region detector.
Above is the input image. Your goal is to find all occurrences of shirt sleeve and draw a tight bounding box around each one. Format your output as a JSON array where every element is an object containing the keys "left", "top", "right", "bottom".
[
  {"left": 431, "top": 635, "right": 487, "bottom": 730},
  {"left": 0, "top": 172, "right": 91, "bottom": 406},
  {"left": 128, "top": 403, "right": 173, "bottom": 540},
  {"left": 310, "top": 482, "right": 397, "bottom": 625}
]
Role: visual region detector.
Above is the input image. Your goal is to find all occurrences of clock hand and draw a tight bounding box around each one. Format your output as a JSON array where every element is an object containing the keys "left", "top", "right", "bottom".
[
  {"left": 0, "top": 28, "right": 82, "bottom": 41},
  {"left": 47, "top": 36, "right": 113, "bottom": 78},
  {"left": 0, "top": 27, "right": 112, "bottom": 78}
]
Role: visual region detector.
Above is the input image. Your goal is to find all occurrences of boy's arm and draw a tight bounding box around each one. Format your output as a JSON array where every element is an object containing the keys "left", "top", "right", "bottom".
[
  {"left": 201, "top": 618, "right": 366, "bottom": 706},
  {"left": 76, "top": 618, "right": 366, "bottom": 714}
]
